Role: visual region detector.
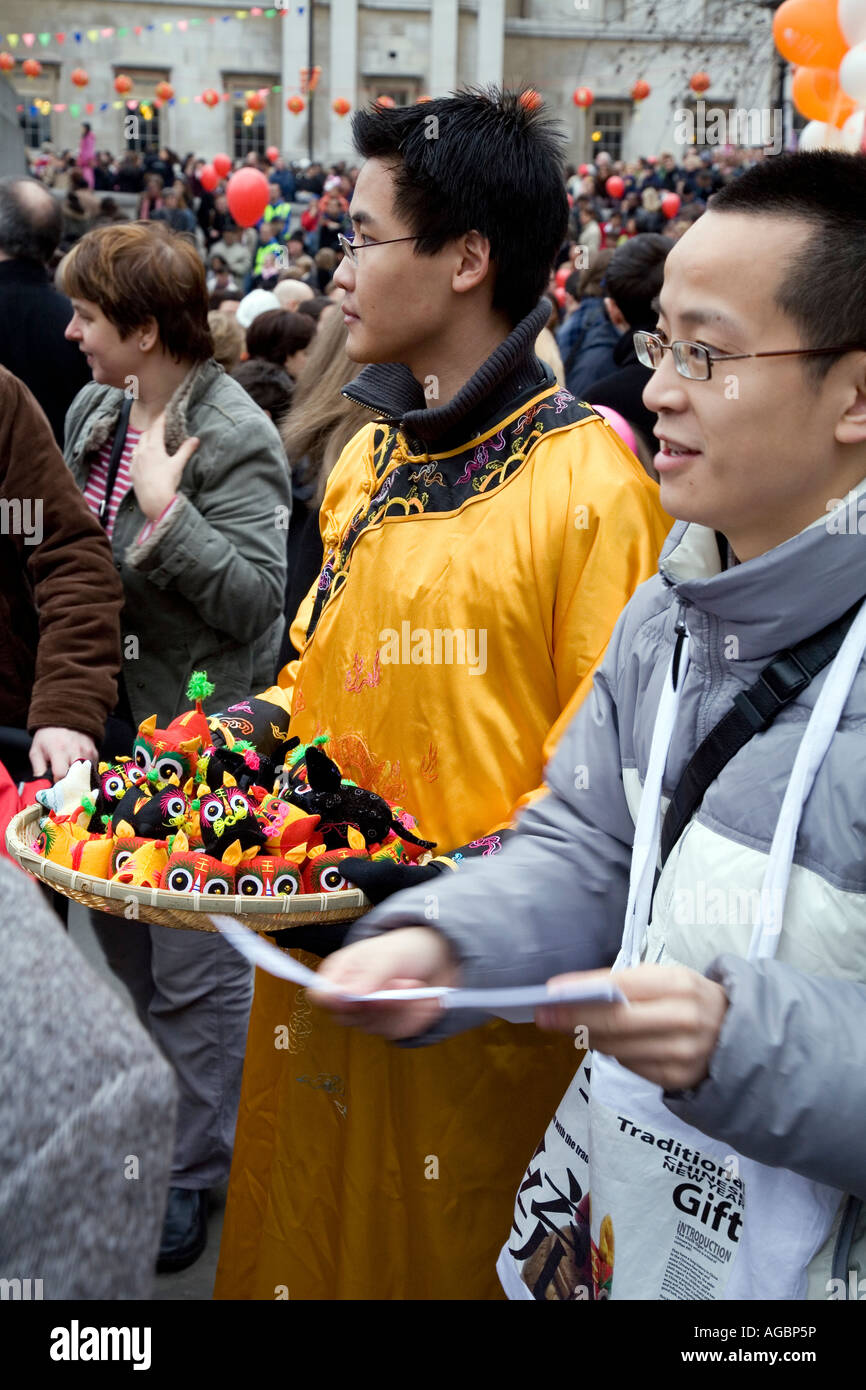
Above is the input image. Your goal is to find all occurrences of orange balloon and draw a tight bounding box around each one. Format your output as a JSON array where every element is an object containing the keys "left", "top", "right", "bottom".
[
  {"left": 792, "top": 64, "right": 858, "bottom": 124},
  {"left": 773, "top": 0, "right": 848, "bottom": 70}
]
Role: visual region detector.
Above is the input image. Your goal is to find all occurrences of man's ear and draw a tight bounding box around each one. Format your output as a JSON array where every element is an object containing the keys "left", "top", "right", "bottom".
[
  {"left": 452, "top": 229, "right": 491, "bottom": 296},
  {"left": 835, "top": 356, "right": 866, "bottom": 446},
  {"left": 604, "top": 296, "right": 628, "bottom": 332}
]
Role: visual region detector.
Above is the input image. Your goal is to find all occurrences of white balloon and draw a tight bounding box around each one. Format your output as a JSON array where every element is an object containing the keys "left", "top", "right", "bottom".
[
  {"left": 840, "top": 41, "right": 866, "bottom": 102},
  {"left": 841, "top": 106, "right": 866, "bottom": 148},
  {"left": 797, "top": 119, "right": 849, "bottom": 149},
  {"left": 839, "top": 0, "right": 866, "bottom": 48}
]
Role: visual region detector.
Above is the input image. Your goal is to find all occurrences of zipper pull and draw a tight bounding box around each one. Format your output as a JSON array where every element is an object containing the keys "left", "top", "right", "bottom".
[{"left": 672, "top": 600, "right": 688, "bottom": 690}]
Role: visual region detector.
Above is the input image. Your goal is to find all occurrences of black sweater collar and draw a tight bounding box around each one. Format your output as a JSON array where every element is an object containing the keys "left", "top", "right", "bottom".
[{"left": 341, "top": 298, "right": 555, "bottom": 452}]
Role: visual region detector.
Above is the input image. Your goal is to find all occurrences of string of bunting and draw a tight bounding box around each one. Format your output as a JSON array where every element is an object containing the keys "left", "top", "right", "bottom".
[{"left": 0, "top": 8, "right": 304, "bottom": 47}]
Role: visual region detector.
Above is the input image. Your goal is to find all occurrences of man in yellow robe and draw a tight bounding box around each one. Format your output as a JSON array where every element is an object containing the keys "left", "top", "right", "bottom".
[{"left": 215, "top": 89, "right": 671, "bottom": 1300}]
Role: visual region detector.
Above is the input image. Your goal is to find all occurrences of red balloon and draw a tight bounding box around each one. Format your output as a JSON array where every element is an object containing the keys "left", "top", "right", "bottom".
[
  {"left": 199, "top": 164, "right": 218, "bottom": 193},
  {"left": 578, "top": 163, "right": 590, "bottom": 176},
  {"left": 661, "top": 192, "right": 681, "bottom": 219},
  {"left": 213, "top": 153, "right": 232, "bottom": 178},
  {"left": 606, "top": 174, "right": 626, "bottom": 199},
  {"left": 555, "top": 264, "right": 571, "bottom": 287},
  {"left": 226, "top": 167, "right": 270, "bottom": 227},
  {"left": 266, "top": 145, "right": 280, "bottom": 163}
]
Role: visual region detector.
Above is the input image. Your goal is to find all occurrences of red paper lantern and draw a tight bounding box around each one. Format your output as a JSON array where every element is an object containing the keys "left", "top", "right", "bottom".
[
  {"left": 155, "top": 81, "right": 174, "bottom": 102},
  {"left": 114, "top": 74, "right": 133, "bottom": 95},
  {"left": 199, "top": 164, "right": 219, "bottom": 192},
  {"left": 689, "top": 71, "right": 711, "bottom": 94},
  {"left": 631, "top": 79, "right": 650, "bottom": 101},
  {"left": 22, "top": 59, "right": 43, "bottom": 78},
  {"left": 213, "top": 153, "right": 232, "bottom": 178},
  {"left": 266, "top": 144, "right": 280, "bottom": 163},
  {"left": 286, "top": 95, "right": 305, "bottom": 114},
  {"left": 375, "top": 94, "right": 396, "bottom": 108},
  {"left": 226, "top": 167, "right": 270, "bottom": 227},
  {"left": 519, "top": 89, "right": 543, "bottom": 110},
  {"left": 661, "top": 192, "right": 681, "bottom": 219},
  {"left": 70, "top": 68, "right": 89, "bottom": 88},
  {"left": 332, "top": 96, "right": 351, "bottom": 116},
  {"left": 0, "top": 53, "right": 15, "bottom": 72},
  {"left": 415, "top": 94, "right": 432, "bottom": 103},
  {"left": 572, "top": 86, "right": 594, "bottom": 108},
  {"left": 606, "top": 174, "right": 626, "bottom": 199},
  {"left": 202, "top": 88, "right": 220, "bottom": 108},
  {"left": 245, "top": 91, "right": 266, "bottom": 112}
]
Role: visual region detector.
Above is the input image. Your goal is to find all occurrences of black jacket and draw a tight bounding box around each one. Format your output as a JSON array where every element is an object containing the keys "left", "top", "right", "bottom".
[
  {"left": 583, "top": 326, "right": 657, "bottom": 455},
  {"left": 0, "top": 260, "right": 92, "bottom": 445}
]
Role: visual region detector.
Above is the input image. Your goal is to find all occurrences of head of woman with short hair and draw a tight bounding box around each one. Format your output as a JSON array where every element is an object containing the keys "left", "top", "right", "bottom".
[
  {"left": 244, "top": 307, "right": 315, "bottom": 380},
  {"left": 59, "top": 220, "right": 212, "bottom": 391}
]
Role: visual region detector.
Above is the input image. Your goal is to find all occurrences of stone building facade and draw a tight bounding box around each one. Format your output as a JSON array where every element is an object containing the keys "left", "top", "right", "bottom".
[{"left": 2, "top": 0, "right": 775, "bottom": 165}]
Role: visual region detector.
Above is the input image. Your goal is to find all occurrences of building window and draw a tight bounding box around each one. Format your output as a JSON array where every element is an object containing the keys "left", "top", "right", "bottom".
[
  {"left": 118, "top": 70, "right": 169, "bottom": 154},
  {"left": 588, "top": 103, "right": 629, "bottom": 162},
  {"left": 224, "top": 74, "right": 278, "bottom": 159},
  {"left": 19, "top": 100, "right": 52, "bottom": 149},
  {"left": 361, "top": 80, "right": 418, "bottom": 108},
  {"left": 233, "top": 105, "right": 267, "bottom": 159}
]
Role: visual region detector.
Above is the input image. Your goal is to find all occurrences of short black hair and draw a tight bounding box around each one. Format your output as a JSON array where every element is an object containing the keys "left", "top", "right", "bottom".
[
  {"left": 296, "top": 295, "right": 332, "bottom": 322},
  {"left": 245, "top": 307, "right": 315, "bottom": 364},
  {"left": 604, "top": 233, "right": 673, "bottom": 330},
  {"left": 231, "top": 359, "right": 294, "bottom": 424},
  {"left": 711, "top": 151, "right": 866, "bottom": 384},
  {"left": 351, "top": 87, "right": 568, "bottom": 326},
  {"left": 0, "top": 176, "right": 62, "bottom": 264}
]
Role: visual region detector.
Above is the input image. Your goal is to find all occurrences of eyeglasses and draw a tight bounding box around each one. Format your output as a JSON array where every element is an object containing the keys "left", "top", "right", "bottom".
[
  {"left": 338, "top": 232, "right": 419, "bottom": 264},
  {"left": 634, "top": 329, "right": 865, "bottom": 382}
]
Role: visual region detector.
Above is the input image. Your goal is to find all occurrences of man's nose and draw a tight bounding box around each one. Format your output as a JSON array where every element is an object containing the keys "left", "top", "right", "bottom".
[
  {"left": 642, "top": 348, "right": 688, "bottom": 415},
  {"left": 333, "top": 256, "right": 354, "bottom": 292}
]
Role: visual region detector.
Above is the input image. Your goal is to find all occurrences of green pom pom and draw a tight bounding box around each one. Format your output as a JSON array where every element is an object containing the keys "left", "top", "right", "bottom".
[
  {"left": 191, "top": 799, "right": 201, "bottom": 811},
  {"left": 100, "top": 814, "right": 110, "bottom": 827},
  {"left": 186, "top": 670, "right": 215, "bottom": 702},
  {"left": 234, "top": 739, "right": 254, "bottom": 752},
  {"left": 81, "top": 794, "right": 96, "bottom": 814},
  {"left": 312, "top": 734, "right": 329, "bottom": 746},
  {"left": 146, "top": 768, "right": 160, "bottom": 783}
]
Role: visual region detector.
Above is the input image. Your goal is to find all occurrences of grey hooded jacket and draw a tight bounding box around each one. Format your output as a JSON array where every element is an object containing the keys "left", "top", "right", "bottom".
[
  {"left": 351, "top": 484, "right": 866, "bottom": 1299},
  {"left": 63, "top": 359, "right": 291, "bottom": 727}
]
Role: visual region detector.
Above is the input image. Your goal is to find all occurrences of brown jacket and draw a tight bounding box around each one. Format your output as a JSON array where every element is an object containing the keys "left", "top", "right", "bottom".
[{"left": 0, "top": 366, "right": 122, "bottom": 743}]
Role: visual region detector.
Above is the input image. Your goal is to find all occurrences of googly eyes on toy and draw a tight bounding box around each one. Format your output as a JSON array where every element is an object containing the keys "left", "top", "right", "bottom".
[
  {"left": 166, "top": 865, "right": 194, "bottom": 893},
  {"left": 320, "top": 865, "right": 347, "bottom": 893},
  {"left": 154, "top": 754, "right": 186, "bottom": 782}
]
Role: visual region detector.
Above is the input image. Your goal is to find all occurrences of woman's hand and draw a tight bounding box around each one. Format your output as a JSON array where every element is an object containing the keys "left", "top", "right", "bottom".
[{"left": 130, "top": 410, "right": 199, "bottom": 522}]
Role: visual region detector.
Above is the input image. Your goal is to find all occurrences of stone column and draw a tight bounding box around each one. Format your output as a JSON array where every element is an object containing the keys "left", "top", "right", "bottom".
[
  {"left": 281, "top": 0, "right": 310, "bottom": 159},
  {"left": 476, "top": 0, "right": 505, "bottom": 88},
  {"left": 329, "top": 0, "right": 358, "bottom": 161},
  {"left": 430, "top": 0, "right": 458, "bottom": 98}
]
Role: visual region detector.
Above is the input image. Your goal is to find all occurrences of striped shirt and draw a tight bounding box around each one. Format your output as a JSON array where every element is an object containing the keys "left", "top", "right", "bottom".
[{"left": 82, "top": 425, "right": 141, "bottom": 538}]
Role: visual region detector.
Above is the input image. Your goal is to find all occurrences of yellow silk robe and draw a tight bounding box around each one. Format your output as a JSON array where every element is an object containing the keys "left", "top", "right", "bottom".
[{"left": 215, "top": 388, "right": 671, "bottom": 1299}]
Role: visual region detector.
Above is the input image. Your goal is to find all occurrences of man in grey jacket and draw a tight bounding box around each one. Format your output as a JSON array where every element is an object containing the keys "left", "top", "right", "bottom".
[
  {"left": 308, "top": 151, "right": 866, "bottom": 1299},
  {"left": 0, "top": 859, "right": 177, "bottom": 1298}
]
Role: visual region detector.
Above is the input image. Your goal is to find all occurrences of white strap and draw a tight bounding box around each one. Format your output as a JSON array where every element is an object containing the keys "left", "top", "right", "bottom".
[
  {"left": 620, "top": 638, "right": 690, "bottom": 968},
  {"left": 748, "top": 599, "right": 866, "bottom": 961}
]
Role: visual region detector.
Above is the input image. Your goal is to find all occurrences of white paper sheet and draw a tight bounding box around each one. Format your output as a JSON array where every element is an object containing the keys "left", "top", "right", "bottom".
[{"left": 211, "top": 915, "right": 626, "bottom": 1022}]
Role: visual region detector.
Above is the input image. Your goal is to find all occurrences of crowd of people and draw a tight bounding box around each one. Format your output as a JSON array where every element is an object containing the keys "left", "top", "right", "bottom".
[{"left": 1, "top": 88, "right": 864, "bottom": 1308}]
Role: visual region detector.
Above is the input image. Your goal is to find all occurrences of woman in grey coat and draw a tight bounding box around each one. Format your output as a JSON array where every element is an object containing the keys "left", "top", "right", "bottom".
[{"left": 59, "top": 221, "right": 291, "bottom": 1273}]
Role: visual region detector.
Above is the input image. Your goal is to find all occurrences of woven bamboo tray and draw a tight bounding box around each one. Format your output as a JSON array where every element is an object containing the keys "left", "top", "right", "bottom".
[{"left": 5, "top": 805, "right": 370, "bottom": 934}]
